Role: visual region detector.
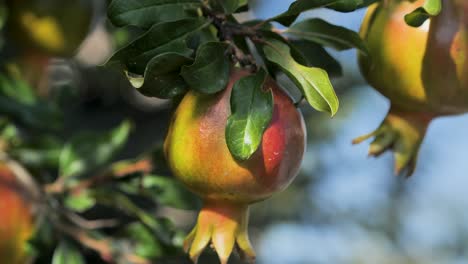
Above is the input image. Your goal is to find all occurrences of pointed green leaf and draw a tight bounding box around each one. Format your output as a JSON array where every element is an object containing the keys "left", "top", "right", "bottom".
[
  {"left": 262, "top": 39, "right": 339, "bottom": 116},
  {"left": 226, "top": 69, "right": 273, "bottom": 160},
  {"left": 286, "top": 18, "right": 368, "bottom": 55},
  {"left": 270, "top": 0, "right": 339, "bottom": 26},
  {"left": 181, "top": 42, "right": 231, "bottom": 94},
  {"left": 290, "top": 40, "right": 342, "bottom": 77},
  {"left": 129, "top": 52, "right": 192, "bottom": 99},
  {"left": 52, "top": 241, "right": 85, "bottom": 264},
  {"left": 108, "top": 0, "right": 201, "bottom": 29},
  {"left": 405, "top": 0, "right": 442, "bottom": 27},
  {"left": 123, "top": 223, "right": 164, "bottom": 258},
  {"left": 106, "top": 18, "right": 209, "bottom": 74},
  {"left": 64, "top": 190, "right": 96, "bottom": 213}
]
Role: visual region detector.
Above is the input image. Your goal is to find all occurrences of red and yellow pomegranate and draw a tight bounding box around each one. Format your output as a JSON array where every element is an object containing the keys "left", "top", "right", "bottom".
[
  {"left": 164, "top": 68, "right": 306, "bottom": 263},
  {"left": 0, "top": 163, "right": 35, "bottom": 264},
  {"left": 354, "top": 0, "right": 468, "bottom": 176}
]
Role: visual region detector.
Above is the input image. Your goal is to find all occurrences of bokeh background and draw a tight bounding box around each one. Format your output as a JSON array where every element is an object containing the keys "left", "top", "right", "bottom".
[{"left": 43, "top": 0, "right": 468, "bottom": 263}]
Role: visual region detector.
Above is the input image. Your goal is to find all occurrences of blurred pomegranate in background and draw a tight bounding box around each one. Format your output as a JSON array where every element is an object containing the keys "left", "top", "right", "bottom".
[
  {"left": 0, "top": 162, "right": 35, "bottom": 264},
  {"left": 355, "top": 0, "right": 468, "bottom": 176}
]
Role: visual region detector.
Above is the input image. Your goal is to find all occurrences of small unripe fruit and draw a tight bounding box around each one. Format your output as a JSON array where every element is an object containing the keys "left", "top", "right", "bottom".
[{"left": 164, "top": 68, "right": 306, "bottom": 263}]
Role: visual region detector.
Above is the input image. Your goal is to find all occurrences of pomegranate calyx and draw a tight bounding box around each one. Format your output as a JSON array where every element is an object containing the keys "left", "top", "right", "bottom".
[
  {"left": 353, "top": 110, "right": 433, "bottom": 177},
  {"left": 184, "top": 200, "right": 255, "bottom": 264}
]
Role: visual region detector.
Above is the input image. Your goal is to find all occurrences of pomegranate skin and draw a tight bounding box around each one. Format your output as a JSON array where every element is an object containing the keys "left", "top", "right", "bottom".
[
  {"left": 355, "top": 0, "right": 468, "bottom": 176},
  {"left": 0, "top": 163, "right": 34, "bottom": 264},
  {"left": 164, "top": 69, "right": 306, "bottom": 203}
]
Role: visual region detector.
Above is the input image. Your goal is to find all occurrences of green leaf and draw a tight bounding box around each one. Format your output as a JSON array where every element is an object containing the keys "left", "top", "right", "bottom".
[
  {"left": 209, "top": 0, "right": 247, "bottom": 14},
  {"left": 12, "top": 137, "right": 62, "bottom": 168},
  {"left": 108, "top": 0, "right": 201, "bottom": 29},
  {"left": 226, "top": 69, "right": 273, "bottom": 160},
  {"left": 270, "top": 0, "right": 338, "bottom": 26},
  {"left": 286, "top": 18, "right": 368, "bottom": 54},
  {"left": 124, "top": 223, "right": 164, "bottom": 258},
  {"left": 106, "top": 18, "right": 209, "bottom": 75},
  {"left": 0, "top": 72, "right": 62, "bottom": 130},
  {"left": 181, "top": 42, "right": 231, "bottom": 94},
  {"left": 405, "top": 0, "right": 441, "bottom": 27},
  {"left": 327, "top": 0, "right": 378, "bottom": 12},
  {"left": 290, "top": 40, "right": 342, "bottom": 77},
  {"left": 129, "top": 52, "right": 192, "bottom": 99},
  {"left": 59, "top": 120, "right": 132, "bottom": 179},
  {"left": 64, "top": 190, "right": 96, "bottom": 213},
  {"left": 52, "top": 241, "right": 85, "bottom": 264},
  {"left": 141, "top": 175, "right": 199, "bottom": 210},
  {"left": 262, "top": 39, "right": 339, "bottom": 116},
  {"left": 94, "top": 190, "right": 173, "bottom": 243}
]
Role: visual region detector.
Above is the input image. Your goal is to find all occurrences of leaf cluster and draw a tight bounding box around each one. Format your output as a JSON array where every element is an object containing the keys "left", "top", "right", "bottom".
[{"left": 107, "top": 0, "right": 372, "bottom": 160}]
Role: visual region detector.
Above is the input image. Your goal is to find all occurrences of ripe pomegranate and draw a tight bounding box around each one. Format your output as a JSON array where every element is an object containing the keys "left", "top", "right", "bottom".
[
  {"left": 354, "top": 0, "right": 468, "bottom": 176},
  {"left": 0, "top": 163, "right": 35, "bottom": 264},
  {"left": 164, "top": 68, "right": 306, "bottom": 263}
]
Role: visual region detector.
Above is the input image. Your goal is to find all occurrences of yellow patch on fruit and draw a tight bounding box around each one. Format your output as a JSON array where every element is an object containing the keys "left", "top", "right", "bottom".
[{"left": 20, "top": 12, "right": 65, "bottom": 53}]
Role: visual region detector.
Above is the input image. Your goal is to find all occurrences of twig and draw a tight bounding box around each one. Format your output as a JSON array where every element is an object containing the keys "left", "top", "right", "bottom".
[
  {"left": 54, "top": 220, "right": 150, "bottom": 264},
  {"left": 63, "top": 209, "right": 120, "bottom": 229},
  {"left": 44, "top": 158, "right": 152, "bottom": 195}
]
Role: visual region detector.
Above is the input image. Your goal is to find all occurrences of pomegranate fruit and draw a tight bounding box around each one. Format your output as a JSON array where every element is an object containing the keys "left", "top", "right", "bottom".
[
  {"left": 354, "top": 0, "right": 468, "bottom": 176},
  {"left": 164, "top": 68, "right": 306, "bottom": 263},
  {"left": 3, "top": 0, "right": 94, "bottom": 94},
  {"left": 0, "top": 162, "right": 35, "bottom": 264}
]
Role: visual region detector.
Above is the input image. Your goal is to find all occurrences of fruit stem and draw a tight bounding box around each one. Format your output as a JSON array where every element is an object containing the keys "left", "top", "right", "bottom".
[{"left": 184, "top": 200, "right": 255, "bottom": 264}]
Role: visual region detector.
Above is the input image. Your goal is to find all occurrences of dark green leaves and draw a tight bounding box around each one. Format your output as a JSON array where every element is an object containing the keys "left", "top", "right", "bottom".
[
  {"left": 271, "top": 0, "right": 338, "bottom": 26},
  {"left": 327, "top": 0, "right": 378, "bottom": 12},
  {"left": 226, "top": 70, "right": 273, "bottom": 160},
  {"left": 107, "top": 18, "right": 209, "bottom": 74},
  {"left": 270, "top": 0, "right": 377, "bottom": 26},
  {"left": 0, "top": 72, "right": 62, "bottom": 130},
  {"left": 108, "top": 0, "right": 201, "bottom": 29},
  {"left": 405, "top": 0, "right": 441, "bottom": 27},
  {"left": 286, "top": 18, "right": 368, "bottom": 55},
  {"left": 263, "top": 39, "right": 338, "bottom": 116},
  {"left": 59, "top": 120, "right": 131, "bottom": 179},
  {"left": 131, "top": 53, "right": 192, "bottom": 99},
  {"left": 181, "top": 42, "right": 231, "bottom": 94}
]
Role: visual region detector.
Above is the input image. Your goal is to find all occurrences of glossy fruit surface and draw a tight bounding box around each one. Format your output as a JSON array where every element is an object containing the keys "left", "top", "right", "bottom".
[
  {"left": 356, "top": 0, "right": 468, "bottom": 175},
  {"left": 165, "top": 69, "right": 306, "bottom": 203},
  {"left": 0, "top": 163, "right": 34, "bottom": 264},
  {"left": 164, "top": 68, "right": 306, "bottom": 263},
  {"left": 5, "top": 0, "right": 94, "bottom": 57}
]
